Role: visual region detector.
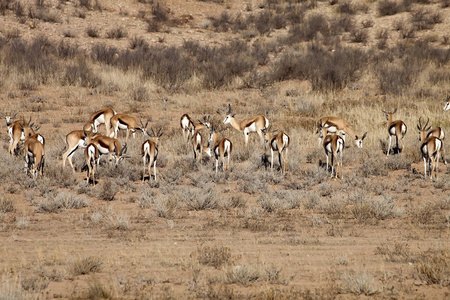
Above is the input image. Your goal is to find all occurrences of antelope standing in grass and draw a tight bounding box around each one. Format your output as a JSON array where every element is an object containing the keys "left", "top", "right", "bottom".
[
  {"left": 261, "top": 126, "right": 290, "bottom": 173},
  {"left": 83, "top": 108, "right": 116, "bottom": 136},
  {"left": 85, "top": 143, "right": 99, "bottom": 186},
  {"left": 1, "top": 112, "right": 18, "bottom": 127},
  {"left": 319, "top": 122, "right": 344, "bottom": 178},
  {"left": 208, "top": 125, "right": 232, "bottom": 174},
  {"left": 84, "top": 130, "right": 128, "bottom": 166},
  {"left": 24, "top": 135, "right": 45, "bottom": 178},
  {"left": 382, "top": 109, "right": 407, "bottom": 156},
  {"left": 223, "top": 104, "right": 269, "bottom": 146},
  {"left": 142, "top": 128, "right": 163, "bottom": 181},
  {"left": 62, "top": 130, "right": 87, "bottom": 172},
  {"left": 444, "top": 96, "right": 450, "bottom": 111},
  {"left": 180, "top": 114, "right": 211, "bottom": 141},
  {"left": 417, "top": 117, "right": 447, "bottom": 165},
  {"left": 110, "top": 114, "right": 148, "bottom": 143},
  {"left": 8, "top": 117, "right": 38, "bottom": 156},
  {"left": 316, "top": 117, "right": 367, "bottom": 148},
  {"left": 192, "top": 130, "right": 212, "bottom": 164},
  {"left": 418, "top": 118, "right": 442, "bottom": 179}
]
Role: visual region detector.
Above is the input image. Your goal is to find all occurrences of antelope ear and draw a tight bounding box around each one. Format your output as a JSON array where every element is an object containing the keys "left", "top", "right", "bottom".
[
  {"left": 355, "top": 135, "right": 359, "bottom": 140},
  {"left": 231, "top": 114, "right": 236, "bottom": 117}
]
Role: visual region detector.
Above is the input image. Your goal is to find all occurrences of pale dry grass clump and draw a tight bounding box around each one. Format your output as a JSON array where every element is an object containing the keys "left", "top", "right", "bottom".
[
  {"left": 414, "top": 248, "right": 449, "bottom": 286},
  {"left": 0, "top": 196, "right": 15, "bottom": 213},
  {"left": 342, "top": 271, "right": 379, "bottom": 296},
  {"left": 34, "top": 191, "right": 90, "bottom": 213},
  {"left": 180, "top": 184, "right": 218, "bottom": 211},
  {"left": 374, "top": 242, "right": 412, "bottom": 262},
  {"left": 196, "top": 245, "right": 231, "bottom": 269},
  {"left": 70, "top": 256, "right": 102, "bottom": 276},
  {"left": 89, "top": 206, "right": 131, "bottom": 231}
]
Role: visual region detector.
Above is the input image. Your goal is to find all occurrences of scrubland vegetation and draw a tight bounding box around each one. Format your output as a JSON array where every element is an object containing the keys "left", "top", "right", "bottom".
[{"left": 0, "top": 0, "right": 449, "bottom": 298}]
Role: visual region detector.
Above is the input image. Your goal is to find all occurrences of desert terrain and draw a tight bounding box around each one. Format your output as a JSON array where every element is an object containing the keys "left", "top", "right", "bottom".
[{"left": 0, "top": 0, "right": 449, "bottom": 299}]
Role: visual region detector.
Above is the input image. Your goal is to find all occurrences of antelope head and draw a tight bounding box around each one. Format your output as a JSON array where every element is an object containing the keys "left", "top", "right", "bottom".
[
  {"left": 223, "top": 104, "right": 236, "bottom": 125},
  {"left": 417, "top": 117, "right": 431, "bottom": 141}
]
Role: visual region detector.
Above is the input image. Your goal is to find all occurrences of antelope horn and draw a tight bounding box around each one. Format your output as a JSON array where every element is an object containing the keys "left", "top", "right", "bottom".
[
  {"left": 424, "top": 117, "right": 429, "bottom": 129},
  {"left": 145, "top": 119, "right": 149, "bottom": 129},
  {"left": 11, "top": 112, "right": 17, "bottom": 118},
  {"left": 151, "top": 128, "right": 156, "bottom": 137},
  {"left": 418, "top": 117, "right": 422, "bottom": 129},
  {"left": 392, "top": 108, "right": 397, "bottom": 114},
  {"left": 227, "top": 104, "right": 232, "bottom": 114}
]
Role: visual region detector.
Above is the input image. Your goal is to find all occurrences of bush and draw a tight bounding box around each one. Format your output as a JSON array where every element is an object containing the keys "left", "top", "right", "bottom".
[
  {"left": 63, "top": 58, "right": 102, "bottom": 88},
  {"left": 378, "top": 0, "right": 402, "bottom": 16},
  {"left": 414, "top": 248, "right": 449, "bottom": 286},
  {"left": 342, "top": 271, "right": 379, "bottom": 295},
  {"left": 225, "top": 265, "right": 261, "bottom": 286},
  {"left": 196, "top": 245, "right": 231, "bottom": 269},
  {"left": 0, "top": 196, "right": 15, "bottom": 213},
  {"left": 71, "top": 257, "right": 102, "bottom": 276},
  {"left": 106, "top": 27, "right": 126, "bottom": 39},
  {"left": 86, "top": 26, "right": 100, "bottom": 38},
  {"left": 180, "top": 184, "right": 218, "bottom": 210}
]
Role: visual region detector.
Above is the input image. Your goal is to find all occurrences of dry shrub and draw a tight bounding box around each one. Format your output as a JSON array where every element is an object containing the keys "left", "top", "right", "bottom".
[
  {"left": 91, "top": 43, "right": 118, "bottom": 64},
  {"left": 56, "top": 40, "right": 78, "bottom": 59},
  {"left": 410, "top": 8, "right": 442, "bottom": 31},
  {"left": 414, "top": 248, "right": 449, "bottom": 286},
  {"left": 378, "top": 0, "right": 402, "bottom": 16},
  {"left": 349, "top": 28, "right": 368, "bottom": 44},
  {"left": 63, "top": 58, "right": 102, "bottom": 88},
  {"left": 21, "top": 276, "right": 48, "bottom": 292},
  {"left": 86, "top": 26, "right": 100, "bottom": 38},
  {"left": 153, "top": 195, "right": 177, "bottom": 219},
  {"left": 180, "top": 184, "right": 218, "bottom": 210},
  {"left": 376, "top": 60, "right": 420, "bottom": 96},
  {"left": 106, "top": 27, "right": 126, "bottom": 39},
  {"left": 374, "top": 242, "right": 411, "bottom": 262},
  {"left": 411, "top": 203, "right": 434, "bottom": 225},
  {"left": 98, "top": 180, "right": 118, "bottom": 201},
  {"left": 257, "top": 194, "right": 283, "bottom": 213},
  {"left": 342, "top": 271, "right": 379, "bottom": 295},
  {"left": 28, "top": 6, "right": 60, "bottom": 23},
  {"left": 34, "top": 191, "right": 90, "bottom": 213},
  {"left": 71, "top": 257, "right": 102, "bottom": 276},
  {"left": 196, "top": 245, "right": 231, "bottom": 269},
  {"left": 224, "top": 265, "right": 261, "bottom": 286},
  {"left": 0, "top": 196, "right": 15, "bottom": 213}
]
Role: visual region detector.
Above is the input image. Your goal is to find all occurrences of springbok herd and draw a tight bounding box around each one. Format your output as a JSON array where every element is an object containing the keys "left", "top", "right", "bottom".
[{"left": 2, "top": 98, "right": 450, "bottom": 184}]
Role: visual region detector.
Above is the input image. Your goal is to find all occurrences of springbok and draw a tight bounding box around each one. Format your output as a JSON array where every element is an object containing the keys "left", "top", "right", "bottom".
[
  {"left": 192, "top": 130, "right": 212, "bottom": 163},
  {"left": 84, "top": 130, "right": 128, "bottom": 166},
  {"left": 223, "top": 104, "right": 269, "bottom": 146},
  {"left": 316, "top": 117, "right": 367, "bottom": 148},
  {"left": 382, "top": 109, "right": 407, "bottom": 156},
  {"left": 418, "top": 118, "right": 442, "bottom": 179},
  {"left": 319, "top": 122, "right": 344, "bottom": 178},
  {"left": 85, "top": 143, "right": 99, "bottom": 186},
  {"left": 180, "top": 114, "right": 211, "bottom": 141},
  {"left": 418, "top": 117, "right": 446, "bottom": 166},
  {"left": 83, "top": 108, "right": 116, "bottom": 136},
  {"left": 24, "top": 135, "right": 45, "bottom": 178},
  {"left": 0, "top": 112, "right": 18, "bottom": 127},
  {"left": 110, "top": 114, "right": 148, "bottom": 143},
  {"left": 260, "top": 126, "right": 290, "bottom": 173},
  {"left": 8, "top": 117, "right": 37, "bottom": 156},
  {"left": 142, "top": 128, "right": 163, "bottom": 181},
  {"left": 208, "top": 125, "right": 232, "bottom": 174},
  {"left": 62, "top": 130, "right": 87, "bottom": 172}
]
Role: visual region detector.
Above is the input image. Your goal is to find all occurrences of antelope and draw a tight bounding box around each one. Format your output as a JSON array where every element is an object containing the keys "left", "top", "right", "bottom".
[
  {"left": 382, "top": 109, "right": 407, "bottom": 156},
  {"left": 316, "top": 117, "right": 367, "bottom": 148},
  {"left": 24, "top": 135, "right": 45, "bottom": 178},
  {"left": 418, "top": 118, "right": 442, "bottom": 179},
  {"left": 319, "top": 122, "right": 344, "bottom": 178},
  {"left": 84, "top": 130, "right": 128, "bottom": 166},
  {"left": 260, "top": 126, "right": 290, "bottom": 173},
  {"left": 417, "top": 117, "right": 447, "bottom": 165},
  {"left": 180, "top": 114, "right": 211, "bottom": 141},
  {"left": 110, "top": 114, "right": 148, "bottom": 143},
  {"left": 223, "top": 104, "right": 269, "bottom": 146},
  {"left": 85, "top": 143, "right": 99, "bottom": 186},
  {"left": 192, "top": 130, "right": 212, "bottom": 163},
  {"left": 443, "top": 96, "right": 450, "bottom": 111},
  {"left": 83, "top": 108, "right": 116, "bottom": 136},
  {"left": 62, "top": 130, "right": 87, "bottom": 172},
  {"left": 0, "top": 112, "right": 18, "bottom": 126},
  {"left": 142, "top": 128, "right": 163, "bottom": 181},
  {"left": 8, "top": 117, "right": 36, "bottom": 155},
  {"left": 208, "top": 125, "right": 232, "bottom": 174}
]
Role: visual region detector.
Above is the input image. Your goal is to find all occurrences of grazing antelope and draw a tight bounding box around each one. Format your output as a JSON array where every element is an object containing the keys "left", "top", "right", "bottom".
[
  {"left": 85, "top": 143, "right": 99, "bottom": 186},
  {"left": 110, "top": 114, "right": 148, "bottom": 143},
  {"left": 84, "top": 130, "right": 128, "bottom": 166},
  {"left": 417, "top": 117, "right": 447, "bottom": 165},
  {"left": 142, "top": 128, "right": 163, "bottom": 181},
  {"left": 192, "top": 130, "right": 212, "bottom": 163},
  {"left": 444, "top": 96, "right": 450, "bottom": 111},
  {"left": 418, "top": 118, "right": 442, "bottom": 179},
  {"left": 62, "top": 130, "right": 87, "bottom": 172},
  {"left": 180, "top": 114, "right": 211, "bottom": 141},
  {"left": 319, "top": 122, "right": 344, "bottom": 178},
  {"left": 24, "top": 136, "right": 45, "bottom": 178},
  {"left": 83, "top": 108, "right": 116, "bottom": 136},
  {"left": 208, "top": 125, "right": 232, "bottom": 174},
  {"left": 223, "top": 104, "right": 269, "bottom": 146},
  {"left": 316, "top": 117, "right": 367, "bottom": 148},
  {"left": 0, "top": 112, "right": 18, "bottom": 126},
  {"left": 382, "top": 109, "right": 407, "bottom": 156},
  {"left": 260, "top": 126, "right": 290, "bottom": 173}
]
